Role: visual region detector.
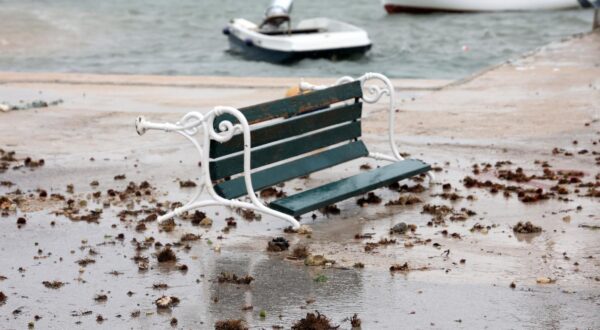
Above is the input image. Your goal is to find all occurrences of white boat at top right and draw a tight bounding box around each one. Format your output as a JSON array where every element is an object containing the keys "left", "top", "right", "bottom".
[{"left": 382, "top": 0, "right": 597, "bottom": 13}]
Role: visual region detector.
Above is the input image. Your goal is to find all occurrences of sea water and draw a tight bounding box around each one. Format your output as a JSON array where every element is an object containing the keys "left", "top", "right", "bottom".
[{"left": 0, "top": 0, "right": 593, "bottom": 79}]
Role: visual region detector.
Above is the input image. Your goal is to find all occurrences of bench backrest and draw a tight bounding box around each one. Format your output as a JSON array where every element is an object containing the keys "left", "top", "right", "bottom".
[{"left": 209, "top": 81, "right": 367, "bottom": 183}]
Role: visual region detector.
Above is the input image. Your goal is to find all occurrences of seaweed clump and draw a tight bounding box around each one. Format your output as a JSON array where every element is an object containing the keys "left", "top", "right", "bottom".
[
  {"left": 292, "top": 311, "right": 339, "bottom": 330},
  {"left": 214, "top": 319, "right": 248, "bottom": 330}
]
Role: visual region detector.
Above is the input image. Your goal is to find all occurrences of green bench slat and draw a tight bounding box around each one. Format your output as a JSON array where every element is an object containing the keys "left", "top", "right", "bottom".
[
  {"left": 210, "top": 102, "right": 362, "bottom": 158},
  {"left": 269, "top": 159, "right": 431, "bottom": 216},
  {"left": 213, "top": 141, "right": 369, "bottom": 199},
  {"left": 210, "top": 121, "right": 362, "bottom": 180},
  {"left": 213, "top": 81, "right": 362, "bottom": 129}
]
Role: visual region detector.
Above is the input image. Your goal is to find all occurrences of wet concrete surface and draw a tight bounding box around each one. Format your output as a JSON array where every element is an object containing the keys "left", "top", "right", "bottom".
[{"left": 1, "top": 32, "right": 600, "bottom": 329}]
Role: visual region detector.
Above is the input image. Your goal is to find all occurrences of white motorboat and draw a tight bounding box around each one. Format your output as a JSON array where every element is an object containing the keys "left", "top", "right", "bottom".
[
  {"left": 382, "top": 0, "right": 587, "bottom": 13},
  {"left": 223, "top": 0, "right": 372, "bottom": 63}
]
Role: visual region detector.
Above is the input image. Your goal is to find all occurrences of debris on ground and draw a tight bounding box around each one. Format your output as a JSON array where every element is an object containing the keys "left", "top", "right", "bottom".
[
  {"left": 354, "top": 233, "right": 375, "bottom": 239},
  {"left": 156, "top": 247, "right": 177, "bottom": 263},
  {"left": 152, "top": 283, "right": 169, "bottom": 290},
  {"left": 179, "top": 180, "right": 197, "bottom": 188},
  {"left": 155, "top": 295, "right": 180, "bottom": 309},
  {"left": 76, "top": 258, "right": 96, "bottom": 267},
  {"left": 386, "top": 194, "right": 422, "bottom": 206},
  {"left": 320, "top": 204, "right": 341, "bottom": 215},
  {"left": 236, "top": 208, "right": 261, "bottom": 221},
  {"left": 180, "top": 233, "right": 201, "bottom": 242},
  {"left": 214, "top": 319, "right": 248, "bottom": 330},
  {"left": 292, "top": 311, "right": 338, "bottom": 330},
  {"left": 159, "top": 218, "right": 176, "bottom": 232},
  {"left": 267, "top": 237, "right": 290, "bottom": 252},
  {"left": 284, "top": 225, "right": 313, "bottom": 235},
  {"left": 291, "top": 245, "right": 310, "bottom": 259},
  {"left": 0, "top": 291, "right": 6, "bottom": 304},
  {"left": 579, "top": 224, "right": 600, "bottom": 230},
  {"left": 389, "top": 263, "right": 410, "bottom": 272},
  {"left": 42, "top": 280, "right": 64, "bottom": 289},
  {"left": 305, "top": 254, "right": 333, "bottom": 266},
  {"left": 0, "top": 99, "right": 63, "bottom": 112},
  {"left": 390, "top": 222, "right": 417, "bottom": 234},
  {"left": 260, "top": 187, "right": 286, "bottom": 198},
  {"left": 353, "top": 262, "right": 365, "bottom": 269},
  {"left": 170, "top": 317, "right": 178, "bottom": 327},
  {"left": 94, "top": 294, "right": 108, "bottom": 302},
  {"left": 199, "top": 217, "right": 213, "bottom": 227},
  {"left": 313, "top": 274, "right": 328, "bottom": 283},
  {"left": 356, "top": 192, "right": 382, "bottom": 206},
  {"left": 536, "top": 277, "right": 556, "bottom": 284},
  {"left": 350, "top": 314, "right": 361, "bottom": 328},
  {"left": 217, "top": 272, "right": 254, "bottom": 285},
  {"left": 114, "top": 174, "right": 126, "bottom": 180},
  {"left": 513, "top": 221, "right": 542, "bottom": 234}
]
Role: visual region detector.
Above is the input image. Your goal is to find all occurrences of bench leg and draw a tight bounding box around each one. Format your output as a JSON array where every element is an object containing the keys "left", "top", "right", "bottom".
[{"left": 136, "top": 108, "right": 301, "bottom": 229}]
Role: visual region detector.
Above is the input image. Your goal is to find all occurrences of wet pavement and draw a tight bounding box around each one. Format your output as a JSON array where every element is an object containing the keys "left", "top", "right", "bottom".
[{"left": 1, "top": 32, "right": 600, "bottom": 329}]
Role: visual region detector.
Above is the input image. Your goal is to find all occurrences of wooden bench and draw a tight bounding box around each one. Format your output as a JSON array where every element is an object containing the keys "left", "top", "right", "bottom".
[{"left": 135, "top": 73, "right": 432, "bottom": 229}]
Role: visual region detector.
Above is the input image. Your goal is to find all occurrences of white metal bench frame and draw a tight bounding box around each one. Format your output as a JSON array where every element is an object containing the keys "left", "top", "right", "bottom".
[{"left": 135, "top": 72, "right": 433, "bottom": 229}]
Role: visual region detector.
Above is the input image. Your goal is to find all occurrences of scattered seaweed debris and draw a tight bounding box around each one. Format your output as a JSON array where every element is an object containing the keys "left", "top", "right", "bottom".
[
  {"left": 179, "top": 180, "right": 197, "bottom": 188},
  {"left": 356, "top": 192, "right": 382, "bottom": 206},
  {"left": 217, "top": 272, "right": 254, "bottom": 285},
  {"left": 189, "top": 210, "right": 207, "bottom": 225},
  {"left": 389, "top": 263, "right": 410, "bottom": 272},
  {"left": 386, "top": 194, "right": 422, "bottom": 206},
  {"left": 156, "top": 247, "right": 177, "bottom": 263},
  {"left": 292, "top": 311, "right": 339, "bottom": 330},
  {"left": 350, "top": 314, "right": 361, "bottom": 328},
  {"left": 159, "top": 218, "right": 176, "bottom": 232},
  {"left": 284, "top": 225, "right": 313, "bottom": 235},
  {"left": 155, "top": 296, "right": 180, "bottom": 309},
  {"left": 170, "top": 317, "right": 178, "bottom": 327},
  {"left": 353, "top": 262, "right": 365, "bottom": 269},
  {"left": 513, "top": 221, "right": 542, "bottom": 234},
  {"left": 305, "top": 255, "right": 333, "bottom": 266},
  {"left": 42, "top": 280, "right": 64, "bottom": 289},
  {"left": 267, "top": 237, "right": 290, "bottom": 252},
  {"left": 536, "top": 277, "right": 556, "bottom": 284},
  {"left": 152, "top": 283, "right": 169, "bottom": 290},
  {"left": 236, "top": 208, "right": 261, "bottom": 221},
  {"left": 260, "top": 187, "right": 286, "bottom": 198},
  {"left": 180, "top": 233, "right": 201, "bottom": 242},
  {"left": 215, "top": 319, "right": 248, "bottom": 330},
  {"left": 76, "top": 258, "right": 96, "bottom": 267},
  {"left": 389, "top": 222, "right": 417, "bottom": 235},
  {"left": 0, "top": 291, "right": 6, "bottom": 304},
  {"left": 94, "top": 294, "right": 108, "bottom": 302},
  {"left": 291, "top": 245, "right": 310, "bottom": 259},
  {"left": 320, "top": 204, "right": 340, "bottom": 215}
]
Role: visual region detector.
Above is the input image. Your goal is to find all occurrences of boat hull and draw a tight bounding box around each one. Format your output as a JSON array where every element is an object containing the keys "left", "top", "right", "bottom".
[
  {"left": 383, "top": 0, "right": 584, "bottom": 13},
  {"left": 228, "top": 34, "right": 371, "bottom": 63}
]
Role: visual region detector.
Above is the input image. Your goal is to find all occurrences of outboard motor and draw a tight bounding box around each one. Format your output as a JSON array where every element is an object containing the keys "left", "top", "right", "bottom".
[{"left": 260, "top": 0, "right": 293, "bottom": 31}]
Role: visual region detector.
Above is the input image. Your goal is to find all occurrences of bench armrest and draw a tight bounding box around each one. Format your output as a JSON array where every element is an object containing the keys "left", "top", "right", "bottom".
[{"left": 300, "top": 72, "right": 402, "bottom": 161}]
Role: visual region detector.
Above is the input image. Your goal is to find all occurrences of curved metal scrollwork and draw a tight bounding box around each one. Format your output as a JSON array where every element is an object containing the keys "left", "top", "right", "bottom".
[{"left": 134, "top": 106, "right": 301, "bottom": 229}]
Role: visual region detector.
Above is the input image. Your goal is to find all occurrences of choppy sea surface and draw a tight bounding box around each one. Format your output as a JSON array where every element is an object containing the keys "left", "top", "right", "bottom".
[{"left": 0, "top": 0, "right": 593, "bottom": 79}]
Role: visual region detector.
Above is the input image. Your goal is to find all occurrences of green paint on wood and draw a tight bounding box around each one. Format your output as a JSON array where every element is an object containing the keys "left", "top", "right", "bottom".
[
  {"left": 210, "top": 121, "right": 362, "bottom": 180},
  {"left": 213, "top": 81, "right": 362, "bottom": 129},
  {"left": 210, "top": 102, "right": 362, "bottom": 158},
  {"left": 213, "top": 141, "right": 369, "bottom": 199},
  {"left": 269, "top": 159, "right": 431, "bottom": 216}
]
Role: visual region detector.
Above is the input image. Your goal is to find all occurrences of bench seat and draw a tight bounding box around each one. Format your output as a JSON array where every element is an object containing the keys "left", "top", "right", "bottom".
[{"left": 269, "top": 159, "right": 431, "bottom": 216}]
